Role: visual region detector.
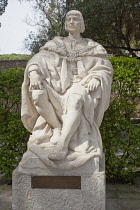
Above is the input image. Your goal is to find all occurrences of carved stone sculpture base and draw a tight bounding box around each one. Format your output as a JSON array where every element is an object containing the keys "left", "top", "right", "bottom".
[{"left": 12, "top": 152, "right": 106, "bottom": 210}]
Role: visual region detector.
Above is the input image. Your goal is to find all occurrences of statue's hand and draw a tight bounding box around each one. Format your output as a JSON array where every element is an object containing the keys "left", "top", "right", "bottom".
[
  {"left": 83, "top": 78, "right": 100, "bottom": 92},
  {"left": 29, "top": 71, "right": 43, "bottom": 90}
]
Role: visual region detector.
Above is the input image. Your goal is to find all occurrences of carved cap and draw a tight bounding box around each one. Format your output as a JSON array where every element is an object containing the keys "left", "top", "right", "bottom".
[{"left": 65, "top": 10, "right": 85, "bottom": 33}]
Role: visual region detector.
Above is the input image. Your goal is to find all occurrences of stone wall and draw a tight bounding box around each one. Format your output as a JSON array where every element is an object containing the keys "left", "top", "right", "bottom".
[{"left": 0, "top": 60, "right": 28, "bottom": 70}]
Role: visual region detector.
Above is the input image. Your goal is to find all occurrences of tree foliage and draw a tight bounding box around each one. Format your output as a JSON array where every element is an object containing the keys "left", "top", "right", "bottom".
[
  {"left": 0, "top": 0, "right": 29, "bottom": 16},
  {"left": 73, "top": 0, "right": 140, "bottom": 57},
  {"left": 25, "top": 0, "right": 67, "bottom": 53},
  {"left": 0, "top": 0, "right": 8, "bottom": 15},
  {"left": 25, "top": 0, "right": 140, "bottom": 58}
]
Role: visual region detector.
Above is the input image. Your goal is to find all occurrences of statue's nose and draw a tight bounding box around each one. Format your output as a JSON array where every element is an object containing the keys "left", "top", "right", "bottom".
[{"left": 70, "top": 19, "right": 74, "bottom": 23}]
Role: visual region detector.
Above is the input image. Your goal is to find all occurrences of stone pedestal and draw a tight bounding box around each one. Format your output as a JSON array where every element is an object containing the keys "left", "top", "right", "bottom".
[{"left": 12, "top": 151, "right": 106, "bottom": 210}]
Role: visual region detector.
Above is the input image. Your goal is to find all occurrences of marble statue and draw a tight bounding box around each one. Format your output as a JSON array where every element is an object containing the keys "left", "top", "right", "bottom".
[{"left": 21, "top": 10, "right": 113, "bottom": 169}]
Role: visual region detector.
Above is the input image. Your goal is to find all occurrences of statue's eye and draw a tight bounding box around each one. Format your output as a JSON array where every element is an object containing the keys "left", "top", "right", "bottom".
[{"left": 74, "top": 18, "right": 80, "bottom": 22}]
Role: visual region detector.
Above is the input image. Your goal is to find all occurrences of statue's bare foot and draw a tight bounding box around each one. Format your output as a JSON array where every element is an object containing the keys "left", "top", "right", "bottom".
[
  {"left": 48, "top": 145, "right": 68, "bottom": 161},
  {"left": 50, "top": 128, "right": 61, "bottom": 145}
]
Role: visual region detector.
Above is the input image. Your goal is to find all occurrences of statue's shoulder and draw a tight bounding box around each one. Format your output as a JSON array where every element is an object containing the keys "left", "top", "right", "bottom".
[
  {"left": 53, "top": 36, "right": 65, "bottom": 42},
  {"left": 40, "top": 36, "right": 65, "bottom": 51},
  {"left": 52, "top": 36, "right": 66, "bottom": 48},
  {"left": 39, "top": 36, "right": 67, "bottom": 56},
  {"left": 84, "top": 38, "right": 107, "bottom": 55},
  {"left": 39, "top": 40, "right": 56, "bottom": 51}
]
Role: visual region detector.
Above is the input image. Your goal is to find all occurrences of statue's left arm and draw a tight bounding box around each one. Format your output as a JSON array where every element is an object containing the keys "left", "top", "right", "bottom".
[
  {"left": 80, "top": 45, "right": 113, "bottom": 127},
  {"left": 80, "top": 49, "right": 113, "bottom": 96}
]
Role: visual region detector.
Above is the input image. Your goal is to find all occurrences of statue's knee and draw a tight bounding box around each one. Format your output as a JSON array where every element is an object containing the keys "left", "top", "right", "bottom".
[
  {"left": 32, "top": 89, "right": 48, "bottom": 106},
  {"left": 67, "top": 94, "right": 83, "bottom": 111},
  {"left": 93, "top": 98, "right": 99, "bottom": 109}
]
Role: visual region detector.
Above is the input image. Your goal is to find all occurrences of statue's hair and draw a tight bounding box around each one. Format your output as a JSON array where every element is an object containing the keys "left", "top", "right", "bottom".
[{"left": 65, "top": 10, "right": 85, "bottom": 33}]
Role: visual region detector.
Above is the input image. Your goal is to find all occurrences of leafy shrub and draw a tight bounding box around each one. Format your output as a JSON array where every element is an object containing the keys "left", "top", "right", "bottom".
[
  {"left": 100, "top": 57, "right": 140, "bottom": 183},
  {"left": 0, "top": 54, "right": 32, "bottom": 61},
  {"left": 0, "top": 57, "right": 139, "bottom": 182},
  {"left": 0, "top": 68, "right": 29, "bottom": 179}
]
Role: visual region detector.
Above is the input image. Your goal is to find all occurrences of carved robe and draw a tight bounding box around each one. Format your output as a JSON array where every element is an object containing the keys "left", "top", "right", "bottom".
[{"left": 21, "top": 36, "right": 113, "bottom": 166}]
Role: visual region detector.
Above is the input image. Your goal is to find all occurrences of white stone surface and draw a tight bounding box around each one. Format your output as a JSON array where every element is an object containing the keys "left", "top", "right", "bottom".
[
  {"left": 12, "top": 166, "right": 106, "bottom": 210},
  {"left": 21, "top": 10, "right": 113, "bottom": 166},
  {"left": 13, "top": 154, "right": 106, "bottom": 210},
  {"left": 18, "top": 151, "right": 106, "bottom": 175}
]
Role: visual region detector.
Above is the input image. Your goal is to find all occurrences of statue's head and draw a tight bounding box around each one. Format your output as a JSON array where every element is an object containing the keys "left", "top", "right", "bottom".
[{"left": 65, "top": 10, "right": 85, "bottom": 33}]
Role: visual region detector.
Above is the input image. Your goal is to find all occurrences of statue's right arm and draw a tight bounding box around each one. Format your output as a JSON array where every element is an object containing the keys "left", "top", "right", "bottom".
[{"left": 28, "top": 65, "right": 43, "bottom": 90}]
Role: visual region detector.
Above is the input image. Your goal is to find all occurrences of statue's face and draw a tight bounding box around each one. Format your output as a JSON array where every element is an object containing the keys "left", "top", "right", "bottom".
[{"left": 65, "top": 14, "right": 81, "bottom": 33}]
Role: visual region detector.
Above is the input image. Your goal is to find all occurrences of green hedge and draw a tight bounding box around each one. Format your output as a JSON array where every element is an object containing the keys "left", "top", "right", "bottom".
[
  {"left": 0, "top": 68, "right": 29, "bottom": 179},
  {"left": 0, "top": 57, "right": 140, "bottom": 182},
  {"left": 100, "top": 57, "right": 140, "bottom": 183},
  {"left": 0, "top": 54, "right": 32, "bottom": 61}
]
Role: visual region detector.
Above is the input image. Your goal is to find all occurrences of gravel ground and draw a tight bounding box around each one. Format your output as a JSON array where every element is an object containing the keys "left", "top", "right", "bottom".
[{"left": 0, "top": 175, "right": 12, "bottom": 210}]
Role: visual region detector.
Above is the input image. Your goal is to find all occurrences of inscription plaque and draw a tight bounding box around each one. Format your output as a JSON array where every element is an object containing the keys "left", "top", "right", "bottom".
[{"left": 31, "top": 176, "right": 81, "bottom": 189}]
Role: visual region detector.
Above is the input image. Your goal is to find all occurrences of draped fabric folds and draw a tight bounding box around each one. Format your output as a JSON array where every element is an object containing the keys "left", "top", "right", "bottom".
[{"left": 21, "top": 37, "right": 113, "bottom": 164}]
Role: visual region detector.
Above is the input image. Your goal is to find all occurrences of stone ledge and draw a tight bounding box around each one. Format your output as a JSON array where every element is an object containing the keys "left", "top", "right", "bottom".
[{"left": 18, "top": 150, "right": 105, "bottom": 175}]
